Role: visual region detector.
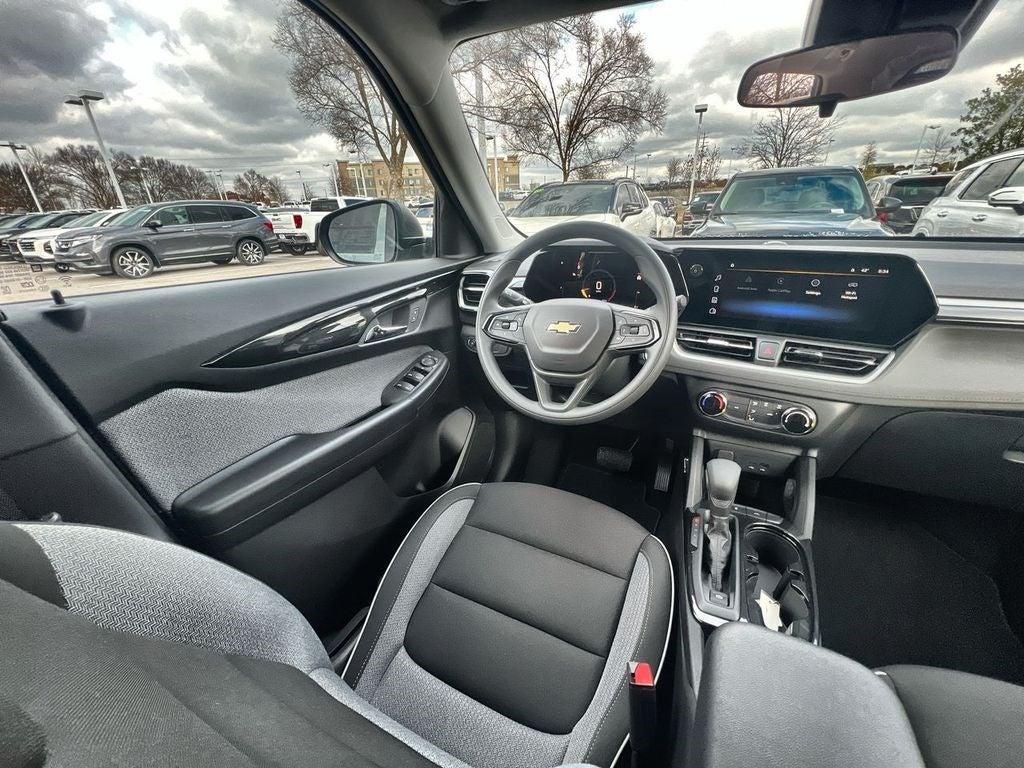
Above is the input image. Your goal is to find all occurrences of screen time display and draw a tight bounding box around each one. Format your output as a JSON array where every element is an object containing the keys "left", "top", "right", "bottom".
[{"left": 679, "top": 249, "right": 936, "bottom": 346}]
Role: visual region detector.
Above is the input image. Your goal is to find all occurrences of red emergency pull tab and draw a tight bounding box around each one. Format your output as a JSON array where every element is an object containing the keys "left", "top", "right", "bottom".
[{"left": 630, "top": 661, "right": 655, "bottom": 688}]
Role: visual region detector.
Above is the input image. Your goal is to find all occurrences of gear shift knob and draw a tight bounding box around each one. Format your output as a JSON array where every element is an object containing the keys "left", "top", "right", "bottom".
[{"left": 705, "top": 458, "right": 741, "bottom": 517}]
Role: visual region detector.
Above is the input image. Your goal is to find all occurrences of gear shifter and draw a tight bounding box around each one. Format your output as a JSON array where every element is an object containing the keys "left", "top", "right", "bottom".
[{"left": 704, "top": 458, "right": 741, "bottom": 592}]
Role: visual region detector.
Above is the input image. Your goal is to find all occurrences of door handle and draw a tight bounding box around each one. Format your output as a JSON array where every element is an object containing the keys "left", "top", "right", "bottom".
[
  {"left": 935, "top": 211, "right": 949, "bottom": 218},
  {"left": 365, "top": 323, "right": 408, "bottom": 342},
  {"left": 971, "top": 214, "right": 988, "bottom": 222}
]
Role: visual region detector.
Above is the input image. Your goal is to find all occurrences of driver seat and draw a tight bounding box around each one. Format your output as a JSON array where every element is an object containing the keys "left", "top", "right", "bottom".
[{"left": 0, "top": 482, "right": 673, "bottom": 768}]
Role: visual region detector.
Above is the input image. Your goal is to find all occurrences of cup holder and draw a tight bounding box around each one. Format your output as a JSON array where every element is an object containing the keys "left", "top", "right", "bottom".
[{"left": 742, "top": 526, "right": 813, "bottom": 640}]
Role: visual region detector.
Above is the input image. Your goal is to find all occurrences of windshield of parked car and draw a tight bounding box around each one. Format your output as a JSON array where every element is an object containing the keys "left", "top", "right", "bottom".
[
  {"left": 450, "top": 0, "right": 1023, "bottom": 240},
  {"left": 60, "top": 211, "right": 108, "bottom": 228},
  {"left": 513, "top": 184, "right": 614, "bottom": 218},
  {"left": 717, "top": 173, "right": 871, "bottom": 216},
  {"left": 110, "top": 206, "right": 158, "bottom": 228}
]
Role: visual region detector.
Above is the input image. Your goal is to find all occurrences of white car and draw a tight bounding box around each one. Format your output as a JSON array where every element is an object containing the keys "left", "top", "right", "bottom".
[
  {"left": 911, "top": 147, "right": 1024, "bottom": 238},
  {"left": 652, "top": 200, "right": 677, "bottom": 237},
  {"left": 269, "top": 196, "right": 371, "bottom": 254},
  {"left": 507, "top": 179, "right": 658, "bottom": 237},
  {"left": 15, "top": 209, "right": 126, "bottom": 269},
  {"left": 414, "top": 202, "right": 434, "bottom": 238}
]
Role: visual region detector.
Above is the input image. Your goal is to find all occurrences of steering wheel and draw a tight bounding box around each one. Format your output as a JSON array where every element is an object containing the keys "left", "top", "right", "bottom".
[{"left": 475, "top": 221, "right": 678, "bottom": 425}]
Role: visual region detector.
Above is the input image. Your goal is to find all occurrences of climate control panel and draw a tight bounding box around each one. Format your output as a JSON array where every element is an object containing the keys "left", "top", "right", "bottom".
[{"left": 697, "top": 389, "right": 816, "bottom": 435}]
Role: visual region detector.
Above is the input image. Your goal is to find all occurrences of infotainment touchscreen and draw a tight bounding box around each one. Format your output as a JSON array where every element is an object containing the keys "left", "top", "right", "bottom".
[{"left": 679, "top": 249, "right": 936, "bottom": 346}]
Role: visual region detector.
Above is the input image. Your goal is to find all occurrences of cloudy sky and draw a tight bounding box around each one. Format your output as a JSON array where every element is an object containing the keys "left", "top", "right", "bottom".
[{"left": 2, "top": 0, "right": 1022, "bottom": 193}]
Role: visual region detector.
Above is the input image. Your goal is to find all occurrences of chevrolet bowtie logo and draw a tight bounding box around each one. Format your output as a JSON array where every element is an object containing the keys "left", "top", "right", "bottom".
[{"left": 547, "top": 320, "right": 581, "bottom": 334}]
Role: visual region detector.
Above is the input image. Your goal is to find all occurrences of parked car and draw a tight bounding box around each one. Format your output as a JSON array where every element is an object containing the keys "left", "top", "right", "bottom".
[
  {"left": 866, "top": 173, "right": 953, "bottom": 234},
  {"left": 652, "top": 200, "right": 677, "bottom": 237},
  {"left": 414, "top": 202, "right": 434, "bottom": 238},
  {"left": 681, "top": 190, "right": 721, "bottom": 232},
  {"left": 650, "top": 195, "right": 678, "bottom": 220},
  {"left": 0, "top": 210, "right": 94, "bottom": 260},
  {"left": 911, "top": 147, "right": 1024, "bottom": 238},
  {"left": 53, "top": 201, "right": 277, "bottom": 279},
  {"left": 15, "top": 209, "right": 126, "bottom": 268},
  {"left": 507, "top": 178, "right": 657, "bottom": 236},
  {"left": 269, "top": 195, "right": 371, "bottom": 254},
  {"left": 693, "top": 167, "right": 899, "bottom": 237}
]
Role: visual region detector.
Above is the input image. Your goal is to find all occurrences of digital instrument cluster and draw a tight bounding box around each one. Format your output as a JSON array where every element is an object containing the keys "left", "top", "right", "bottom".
[{"left": 522, "top": 248, "right": 658, "bottom": 308}]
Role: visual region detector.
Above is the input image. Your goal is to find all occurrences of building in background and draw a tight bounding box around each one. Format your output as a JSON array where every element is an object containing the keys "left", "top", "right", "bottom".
[{"left": 337, "top": 156, "right": 520, "bottom": 201}]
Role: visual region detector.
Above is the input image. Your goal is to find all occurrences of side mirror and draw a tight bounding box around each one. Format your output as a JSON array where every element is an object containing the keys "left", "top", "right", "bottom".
[
  {"left": 690, "top": 201, "right": 710, "bottom": 216},
  {"left": 319, "top": 199, "right": 429, "bottom": 265},
  {"left": 619, "top": 201, "right": 644, "bottom": 220},
  {"left": 875, "top": 196, "right": 903, "bottom": 215},
  {"left": 987, "top": 187, "right": 1024, "bottom": 215},
  {"left": 144, "top": 219, "right": 162, "bottom": 230},
  {"left": 738, "top": 30, "right": 958, "bottom": 112}
]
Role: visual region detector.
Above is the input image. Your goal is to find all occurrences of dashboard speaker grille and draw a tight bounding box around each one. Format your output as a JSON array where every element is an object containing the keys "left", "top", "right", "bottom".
[
  {"left": 459, "top": 273, "right": 488, "bottom": 309},
  {"left": 677, "top": 330, "right": 756, "bottom": 360},
  {"left": 780, "top": 342, "right": 887, "bottom": 375}
]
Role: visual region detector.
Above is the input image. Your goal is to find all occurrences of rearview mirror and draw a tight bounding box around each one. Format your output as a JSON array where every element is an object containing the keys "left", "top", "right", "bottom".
[
  {"left": 319, "top": 199, "right": 429, "bottom": 265},
  {"left": 875, "top": 196, "right": 903, "bottom": 215},
  {"left": 738, "top": 30, "right": 958, "bottom": 111},
  {"left": 987, "top": 187, "right": 1024, "bottom": 215}
]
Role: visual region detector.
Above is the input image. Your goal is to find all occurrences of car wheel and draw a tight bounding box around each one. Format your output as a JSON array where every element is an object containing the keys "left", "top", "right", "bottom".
[
  {"left": 284, "top": 244, "right": 309, "bottom": 255},
  {"left": 236, "top": 239, "right": 266, "bottom": 265},
  {"left": 111, "top": 247, "right": 155, "bottom": 279},
  {"left": 53, "top": 263, "right": 70, "bottom": 273},
  {"left": 211, "top": 255, "right": 234, "bottom": 265}
]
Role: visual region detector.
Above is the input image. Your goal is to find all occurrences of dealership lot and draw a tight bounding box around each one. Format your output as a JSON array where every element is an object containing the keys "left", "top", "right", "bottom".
[{"left": 0, "top": 252, "right": 340, "bottom": 304}]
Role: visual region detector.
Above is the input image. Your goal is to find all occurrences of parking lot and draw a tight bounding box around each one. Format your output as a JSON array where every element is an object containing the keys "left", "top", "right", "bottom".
[{"left": 0, "top": 252, "right": 341, "bottom": 304}]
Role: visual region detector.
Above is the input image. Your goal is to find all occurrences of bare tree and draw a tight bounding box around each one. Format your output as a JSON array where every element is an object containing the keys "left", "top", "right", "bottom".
[
  {"left": 747, "top": 108, "right": 841, "bottom": 168},
  {"left": 683, "top": 133, "right": 722, "bottom": 188},
  {"left": 233, "top": 169, "right": 274, "bottom": 202},
  {"left": 859, "top": 141, "right": 879, "bottom": 175},
  {"left": 274, "top": 6, "right": 408, "bottom": 198},
  {"left": 666, "top": 156, "right": 684, "bottom": 186},
  {"left": 266, "top": 176, "right": 289, "bottom": 203},
  {"left": 925, "top": 129, "right": 953, "bottom": 166},
  {"left": 49, "top": 144, "right": 121, "bottom": 207},
  {"left": 458, "top": 14, "right": 667, "bottom": 181}
]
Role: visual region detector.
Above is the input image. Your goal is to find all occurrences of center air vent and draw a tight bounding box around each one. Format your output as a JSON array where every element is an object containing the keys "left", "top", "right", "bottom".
[
  {"left": 459, "top": 273, "right": 489, "bottom": 310},
  {"left": 677, "top": 330, "right": 755, "bottom": 360},
  {"left": 779, "top": 342, "right": 887, "bottom": 376}
]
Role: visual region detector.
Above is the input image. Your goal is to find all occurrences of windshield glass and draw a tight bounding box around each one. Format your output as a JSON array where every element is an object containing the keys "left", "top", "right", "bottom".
[
  {"left": 112, "top": 206, "right": 158, "bottom": 228},
  {"left": 450, "top": 0, "right": 1024, "bottom": 240},
  {"left": 513, "top": 184, "right": 614, "bottom": 218},
  {"left": 61, "top": 211, "right": 108, "bottom": 228}
]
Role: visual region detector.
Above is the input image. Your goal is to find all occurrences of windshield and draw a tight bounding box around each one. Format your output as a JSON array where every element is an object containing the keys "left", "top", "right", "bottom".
[
  {"left": 451, "top": 0, "right": 1024, "bottom": 240},
  {"left": 111, "top": 206, "right": 158, "bottom": 228},
  {"left": 717, "top": 173, "right": 870, "bottom": 216},
  {"left": 61, "top": 211, "right": 107, "bottom": 228},
  {"left": 513, "top": 184, "right": 614, "bottom": 218}
]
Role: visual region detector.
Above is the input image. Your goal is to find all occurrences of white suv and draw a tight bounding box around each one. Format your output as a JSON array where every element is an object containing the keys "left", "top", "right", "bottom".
[
  {"left": 507, "top": 179, "right": 658, "bottom": 237},
  {"left": 912, "top": 147, "right": 1024, "bottom": 238}
]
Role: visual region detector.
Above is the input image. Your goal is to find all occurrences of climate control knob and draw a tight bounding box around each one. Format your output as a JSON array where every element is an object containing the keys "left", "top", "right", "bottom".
[
  {"left": 698, "top": 390, "right": 728, "bottom": 417},
  {"left": 781, "top": 406, "right": 816, "bottom": 435}
]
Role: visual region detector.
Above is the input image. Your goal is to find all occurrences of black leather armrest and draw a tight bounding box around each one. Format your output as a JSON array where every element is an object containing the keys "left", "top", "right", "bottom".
[{"left": 686, "top": 623, "right": 925, "bottom": 768}]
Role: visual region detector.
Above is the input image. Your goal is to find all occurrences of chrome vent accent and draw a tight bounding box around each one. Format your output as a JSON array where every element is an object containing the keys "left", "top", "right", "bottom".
[
  {"left": 780, "top": 342, "right": 887, "bottom": 375},
  {"left": 677, "top": 330, "right": 755, "bottom": 360},
  {"left": 459, "top": 273, "right": 489, "bottom": 310}
]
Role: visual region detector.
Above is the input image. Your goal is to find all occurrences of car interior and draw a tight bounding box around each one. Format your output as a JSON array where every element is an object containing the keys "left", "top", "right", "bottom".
[{"left": 2, "top": 0, "right": 1023, "bottom": 767}]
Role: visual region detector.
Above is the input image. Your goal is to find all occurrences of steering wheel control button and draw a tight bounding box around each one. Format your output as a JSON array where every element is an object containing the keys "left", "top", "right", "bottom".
[
  {"left": 698, "top": 390, "right": 728, "bottom": 417},
  {"left": 756, "top": 340, "right": 780, "bottom": 361},
  {"left": 485, "top": 311, "right": 528, "bottom": 345},
  {"left": 781, "top": 406, "right": 817, "bottom": 435}
]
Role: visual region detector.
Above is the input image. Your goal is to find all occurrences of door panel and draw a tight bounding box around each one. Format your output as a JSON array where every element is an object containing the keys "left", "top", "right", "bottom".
[{"left": 0, "top": 258, "right": 490, "bottom": 637}]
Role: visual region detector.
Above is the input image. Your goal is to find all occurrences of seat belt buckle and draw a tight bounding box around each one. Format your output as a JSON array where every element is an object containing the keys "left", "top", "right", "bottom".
[{"left": 628, "top": 661, "right": 657, "bottom": 762}]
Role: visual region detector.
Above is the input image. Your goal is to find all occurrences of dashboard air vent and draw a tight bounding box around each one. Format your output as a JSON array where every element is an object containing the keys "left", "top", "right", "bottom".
[
  {"left": 459, "top": 273, "right": 489, "bottom": 310},
  {"left": 677, "top": 330, "right": 756, "bottom": 361},
  {"left": 779, "top": 342, "right": 887, "bottom": 376}
]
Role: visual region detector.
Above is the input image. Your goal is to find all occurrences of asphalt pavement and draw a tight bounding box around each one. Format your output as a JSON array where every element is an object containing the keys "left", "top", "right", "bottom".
[{"left": 0, "top": 252, "right": 339, "bottom": 305}]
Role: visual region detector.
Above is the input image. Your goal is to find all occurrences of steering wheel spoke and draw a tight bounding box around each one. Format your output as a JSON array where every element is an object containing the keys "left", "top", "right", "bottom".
[
  {"left": 531, "top": 355, "right": 611, "bottom": 413},
  {"left": 483, "top": 308, "right": 529, "bottom": 346},
  {"left": 608, "top": 306, "right": 661, "bottom": 354}
]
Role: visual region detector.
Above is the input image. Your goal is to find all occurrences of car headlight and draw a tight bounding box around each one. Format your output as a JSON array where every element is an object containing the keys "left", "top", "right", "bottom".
[{"left": 66, "top": 235, "right": 102, "bottom": 247}]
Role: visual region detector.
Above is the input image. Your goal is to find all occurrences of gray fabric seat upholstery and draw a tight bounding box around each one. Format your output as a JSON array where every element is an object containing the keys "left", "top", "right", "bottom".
[{"left": 0, "top": 481, "right": 673, "bottom": 768}]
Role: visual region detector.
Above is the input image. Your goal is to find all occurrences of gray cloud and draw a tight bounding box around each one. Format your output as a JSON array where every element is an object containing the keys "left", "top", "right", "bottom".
[{"left": 0, "top": 0, "right": 110, "bottom": 79}]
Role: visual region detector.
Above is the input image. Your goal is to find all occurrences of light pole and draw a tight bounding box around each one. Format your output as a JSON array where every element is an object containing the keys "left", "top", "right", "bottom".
[
  {"left": 912, "top": 124, "right": 940, "bottom": 171},
  {"left": 133, "top": 165, "right": 153, "bottom": 203},
  {"left": 728, "top": 145, "right": 744, "bottom": 177},
  {"left": 688, "top": 104, "right": 708, "bottom": 204},
  {"left": 823, "top": 138, "right": 836, "bottom": 164},
  {"left": 486, "top": 134, "right": 499, "bottom": 194},
  {"left": 323, "top": 162, "right": 340, "bottom": 197},
  {"left": 1, "top": 141, "right": 42, "bottom": 211},
  {"left": 214, "top": 170, "right": 226, "bottom": 200},
  {"left": 64, "top": 90, "right": 126, "bottom": 208},
  {"left": 645, "top": 153, "right": 652, "bottom": 185},
  {"left": 295, "top": 170, "right": 304, "bottom": 200}
]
